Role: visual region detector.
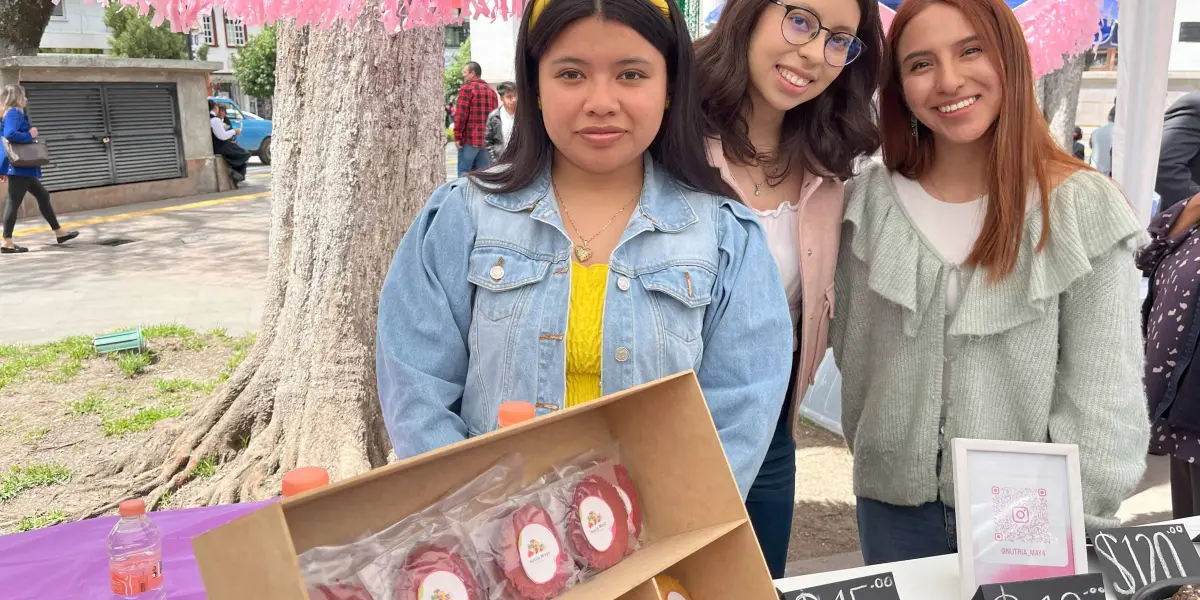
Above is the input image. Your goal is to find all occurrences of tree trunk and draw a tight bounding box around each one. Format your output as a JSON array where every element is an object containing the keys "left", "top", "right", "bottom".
[
  {"left": 1034, "top": 52, "right": 1087, "bottom": 149},
  {"left": 87, "top": 8, "right": 445, "bottom": 511},
  {"left": 0, "top": 0, "right": 54, "bottom": 58}
]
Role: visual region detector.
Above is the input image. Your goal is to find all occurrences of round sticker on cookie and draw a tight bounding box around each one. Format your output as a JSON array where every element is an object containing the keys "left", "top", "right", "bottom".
[
  {"left": 418, "top": 570, "right": 468, "bottom": 600},
  {"left": 518, "top": 523, "right": 561, "bottom": 584},
  {"left": 579, "top": 495, "right": 617, "bottom": 551},
  {"left": 667, "top": 593, "right": 687, "bottom": 600}
]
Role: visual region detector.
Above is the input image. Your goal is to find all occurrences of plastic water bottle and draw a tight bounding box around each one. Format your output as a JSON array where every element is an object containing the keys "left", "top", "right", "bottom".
[{"left": 108, "top": 499, "right": 165, "bottom": 599}]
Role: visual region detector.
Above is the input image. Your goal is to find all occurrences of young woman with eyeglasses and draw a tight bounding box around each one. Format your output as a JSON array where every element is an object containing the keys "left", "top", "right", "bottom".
[{"left": 694, "top": 0, "right": 883, "bottom": 576}]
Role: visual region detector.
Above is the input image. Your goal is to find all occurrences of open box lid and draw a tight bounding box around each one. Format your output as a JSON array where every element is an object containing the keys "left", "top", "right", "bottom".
[{"left": 192, "top": 371, "right": 777, "bottom": 599}]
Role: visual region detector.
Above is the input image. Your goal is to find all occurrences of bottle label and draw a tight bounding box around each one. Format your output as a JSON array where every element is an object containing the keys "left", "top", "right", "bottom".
[
  {"left": 518, "top": 523, "right": 560, "bottom": 584},
  {"left": 579, "top": 495, "right": 616, "bottom": 551},
  {"left": 110, "top": 558, "right": 163, "bottom": 594},
  {"left": 418, "top": 570, "right": 468, "bottom": 600}
]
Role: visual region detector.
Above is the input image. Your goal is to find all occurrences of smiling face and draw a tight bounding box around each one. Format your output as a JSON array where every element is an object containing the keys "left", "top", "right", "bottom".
[
  {"left": 538, "top": 16, "right": 668, "bottom": 175},
  {"left": 897, "top": 2, "right": 1002, "bottom": 149},
  {"left": 747, "top": 0, "right": 862, "bottom": 113}
]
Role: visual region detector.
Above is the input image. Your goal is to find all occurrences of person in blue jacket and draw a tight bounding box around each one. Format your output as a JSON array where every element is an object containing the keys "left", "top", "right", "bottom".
[
  {"left": 1, "top": 84, "right": 78, "bottom": 254},
  {"left": 375, "top": 0, "right": 793, "bottom": 497}
]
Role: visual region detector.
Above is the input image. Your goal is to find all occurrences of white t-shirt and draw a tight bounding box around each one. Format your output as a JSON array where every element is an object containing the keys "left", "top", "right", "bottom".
[
  {"left": 500, "top": 109, "right": 515, "bottom": 150},
  {"left": 751, "top": 201, "right": 803, "bottom": 351},
  {"left": 891, "top": 173, "right": 986, "bottom": 315},
  {"left": 210, "top": 115, "right": 236, "bottom": 141}
]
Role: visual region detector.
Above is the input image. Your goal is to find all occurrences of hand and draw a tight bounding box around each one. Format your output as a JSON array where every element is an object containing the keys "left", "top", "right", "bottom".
[
  {"left": 1170, "top": 194, "right": 1200, "bottom": 237},
  {"left": 28, "top": 127, "right": 37, "bottom": 138},
  {"left": 455, "top": 140, "right": 463, "bottom": 150},
  {"left": 0, "top": 176, "right": 6, "bottom": 185},
  {"left": 234, "top": 128, "right": 242, "bottom": 135}
]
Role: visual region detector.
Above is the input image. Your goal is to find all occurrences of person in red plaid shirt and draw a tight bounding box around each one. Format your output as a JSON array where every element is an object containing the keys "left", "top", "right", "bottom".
[{"left": 454, "top": 61, "right": 500, "bottom": 177}]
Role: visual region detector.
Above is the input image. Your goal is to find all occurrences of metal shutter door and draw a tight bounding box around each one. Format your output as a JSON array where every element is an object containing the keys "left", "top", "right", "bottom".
[
  {"left": 24, "top": 83, "right": 115, "bottom": 192},
  {"left": 104, "top": 84, "right": 184, "bottom": 184}
]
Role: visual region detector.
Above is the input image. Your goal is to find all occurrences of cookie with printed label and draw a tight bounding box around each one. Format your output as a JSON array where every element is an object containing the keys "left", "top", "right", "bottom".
[
  {"left": 502, "top": 503, "right": 573, "bottom": 599},
  {"left": 396, "top": 543, "right": 482, "bottom": 600},
  {"left": 568, "top": 474, "right": 630, "bottom": 570},
  {"left": 612, "top": 464, "right": 643, "bottom": 541}
]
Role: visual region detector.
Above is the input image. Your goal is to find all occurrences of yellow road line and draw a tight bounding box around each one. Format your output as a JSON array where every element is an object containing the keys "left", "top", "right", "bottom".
[{"left": 13, "top": 190, "right": 270, "bottom": 237}]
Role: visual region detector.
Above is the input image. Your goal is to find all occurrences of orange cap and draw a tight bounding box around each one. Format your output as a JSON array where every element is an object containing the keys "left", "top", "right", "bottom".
[
  {"left": 282, "top": 466, "right": 330, "bottom": 498},
  {"left": 119, "top": 499, "right": 146, "bottom": 517},
  {"left": 497, "top": 401, "right": 536, "bottom": 427}
]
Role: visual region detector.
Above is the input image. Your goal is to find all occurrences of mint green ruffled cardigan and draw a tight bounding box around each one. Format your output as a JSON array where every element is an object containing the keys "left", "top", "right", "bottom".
[{"left": 831, "top": 162, "right": 1151, "bottom": 530}]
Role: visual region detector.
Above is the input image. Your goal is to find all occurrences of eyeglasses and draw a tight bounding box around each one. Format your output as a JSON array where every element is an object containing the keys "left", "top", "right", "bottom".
[{"left": 766, "top": 0, "right": 865, "bottom": 67}]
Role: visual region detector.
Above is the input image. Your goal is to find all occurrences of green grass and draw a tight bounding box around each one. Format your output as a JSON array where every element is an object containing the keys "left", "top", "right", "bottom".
[
  {"left": 207, "top": 327, "right": 229, "bottom": 339},
  {"left": 69, "top": 390, "right": 112, "bottom": 416},
  {"left": 101, "top": 404, "right": 185, "bottom": 437},
  {"left": 141, "top": 324, "right": 199, "bottom": 339},
  {"left": 218, "top": 334, "right": 256, "bottom": 382},
  {"left": 157, "top": 489, "right": 174, "bottom": 510},
  {"left": 114, "top": 351, "right": 153, "bottom": 378},
  {"left": 154, "top": 378, "right": 216, "bottom": 395},
  {"left": 193, "top": 457, "right": 218, "bottom": 479},
  {"left": 22, "top": 427, "right": 50, "bottom": 445},
  {"left": 0, "top": 336, "right": 96, "bottom": 389},
  {"left": 0, "top": 463, "right": 72, "bottom": 501},
  {"left": 12, "top": 509, "right": 68, "bottom": 532}
]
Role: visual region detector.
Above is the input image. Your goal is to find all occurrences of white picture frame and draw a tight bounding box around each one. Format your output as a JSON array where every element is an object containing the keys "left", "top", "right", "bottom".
[{"left": 952, "top": 438, "right": 1088, "bottom": 600}]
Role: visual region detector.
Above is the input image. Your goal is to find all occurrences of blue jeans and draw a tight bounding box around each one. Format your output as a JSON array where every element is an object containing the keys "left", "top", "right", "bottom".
[
  {"left": 856, "top": 496, "right": 957, "bottom": 565},
  {"left": 457, "top": 144, "right": 490, "bottom": 177},
  {"left": 745, "top": 355, "right": 798, "bottom": 578}
]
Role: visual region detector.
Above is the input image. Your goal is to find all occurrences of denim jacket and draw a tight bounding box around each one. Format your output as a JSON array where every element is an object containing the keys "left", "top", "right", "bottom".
[{"left": 376, "top": 155, "right": 793, "bottom": 496}]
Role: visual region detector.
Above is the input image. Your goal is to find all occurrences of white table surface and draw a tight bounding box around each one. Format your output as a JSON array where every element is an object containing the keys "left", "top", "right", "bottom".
[{"left": 773, "top": 517, "right": 1200, "bottom": 600}]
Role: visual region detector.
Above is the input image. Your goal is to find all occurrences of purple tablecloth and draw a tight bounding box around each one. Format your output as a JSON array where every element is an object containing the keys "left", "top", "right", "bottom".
[{"left": 0, "top": 501, "right": 272, "bottom": 600}]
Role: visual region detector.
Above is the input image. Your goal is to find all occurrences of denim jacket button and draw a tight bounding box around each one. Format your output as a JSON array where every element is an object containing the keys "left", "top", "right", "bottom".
[
  {"left": 614, "top": 347, "right": 630, "bottom": 362},
  {"left": 489, "top": 265, "right": 504, "bottom": 281},
  {"left": 616, "top": 276, "right": 631, "bottom": 292}
]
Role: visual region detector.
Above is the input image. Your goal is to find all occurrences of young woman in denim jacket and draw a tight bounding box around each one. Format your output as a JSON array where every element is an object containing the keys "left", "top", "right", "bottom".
[
  {"left": 694, "top": 0, "right": 883, "bottom": 575},
  {"left": 376, "top": 0, "right": 793, "bottom": 496}
]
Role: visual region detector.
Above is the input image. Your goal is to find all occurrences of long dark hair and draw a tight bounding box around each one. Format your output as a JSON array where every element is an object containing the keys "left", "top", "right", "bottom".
[
  {"left": 694, "top": 0, "right": 883, "bottom": 180},
  {"left": 472, "top": 0, "right": 735, "bottom": 198}
]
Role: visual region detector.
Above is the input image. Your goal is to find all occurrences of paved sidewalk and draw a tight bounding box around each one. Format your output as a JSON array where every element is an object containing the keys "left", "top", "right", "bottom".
[{"left": 1, "top": 174, "right": 272, "bottom": 345}]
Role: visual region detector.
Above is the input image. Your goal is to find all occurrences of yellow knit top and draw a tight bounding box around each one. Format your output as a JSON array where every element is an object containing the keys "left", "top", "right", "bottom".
[{"left": 565, "top": 261, "right": 608, "bottom": 408}]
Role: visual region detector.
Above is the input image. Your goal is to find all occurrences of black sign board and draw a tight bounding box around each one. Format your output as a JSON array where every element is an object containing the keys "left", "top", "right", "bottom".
[
  {"left": 778, "top": 573, "right": 901, "bottom": 600},
  {"left": 971, "top": 573, "right": 1105, "bottom": 600},
  {"left": 1093, "top": 524, "right": 1200, "bottom": 599}
]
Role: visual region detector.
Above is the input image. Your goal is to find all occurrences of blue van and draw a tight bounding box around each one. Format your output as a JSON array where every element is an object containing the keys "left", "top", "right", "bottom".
[{"left": 208, "top": 96, "right": 273, "bottom": 165}]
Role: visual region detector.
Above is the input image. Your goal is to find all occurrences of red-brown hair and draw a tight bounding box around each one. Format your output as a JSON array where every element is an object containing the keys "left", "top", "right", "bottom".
[{"left": 878, "top": 0, "right": 1086, "bottom": 280}]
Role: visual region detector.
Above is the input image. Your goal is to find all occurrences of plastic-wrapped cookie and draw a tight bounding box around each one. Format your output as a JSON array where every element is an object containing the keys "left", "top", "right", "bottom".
[{"left": 1173, "top": 584, "right": 1200, "bottom": 600}]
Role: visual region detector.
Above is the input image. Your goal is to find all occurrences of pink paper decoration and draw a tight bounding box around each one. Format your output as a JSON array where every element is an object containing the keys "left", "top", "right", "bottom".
[
  {"left": 878, "top": 0, "right": 1102, "bottom": 78},
  {"left": 81, "top": 0, "right": 522, "bottom": 32}
]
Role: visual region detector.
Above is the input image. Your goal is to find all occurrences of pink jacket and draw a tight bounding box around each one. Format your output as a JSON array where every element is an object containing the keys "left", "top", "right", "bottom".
[{"left": 705, "top": 138, "right": 845, "bottom": 441}]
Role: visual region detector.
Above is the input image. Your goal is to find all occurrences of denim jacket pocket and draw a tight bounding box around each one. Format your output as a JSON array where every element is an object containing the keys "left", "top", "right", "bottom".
[
  {"left": 642, "top": 264, "right": 716, "bottom": 343},
  {"left": 467, "top": 245, "right": 551, "bottom": 321}
]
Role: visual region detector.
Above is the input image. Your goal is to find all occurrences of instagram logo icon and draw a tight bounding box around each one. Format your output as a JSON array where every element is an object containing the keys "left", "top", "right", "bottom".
[{"left": 1012, "top": 506, "right": 1030, "bottom": 523}]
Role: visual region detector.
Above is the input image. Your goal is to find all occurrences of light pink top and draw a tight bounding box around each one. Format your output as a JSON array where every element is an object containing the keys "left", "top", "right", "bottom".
[
  {"left": 705, "top": 138, "right": 846, "bottom": 442},
  {"left": 751, "top": 201, "right": 803, "bottom": 350}
]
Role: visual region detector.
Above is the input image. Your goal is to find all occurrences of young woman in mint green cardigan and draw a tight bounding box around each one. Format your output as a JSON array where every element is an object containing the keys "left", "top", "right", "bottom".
[{"left": 831, "top": 0, "right": 1150, "bottom": 565}]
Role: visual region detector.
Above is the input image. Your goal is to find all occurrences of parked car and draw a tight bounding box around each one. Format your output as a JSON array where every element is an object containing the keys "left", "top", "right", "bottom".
[{"left": 208, "top": 96, "right": 273, "bottom": 165}]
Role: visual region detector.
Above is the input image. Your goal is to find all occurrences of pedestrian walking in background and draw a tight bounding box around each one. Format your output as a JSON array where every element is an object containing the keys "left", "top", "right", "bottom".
[
  {"left": 453, "top": 61, "right": 499, "bottom": 176},
  {"left": 0, "top": 84, "right": 78, "bottom": 254},
  {"left": 694, "top": 0, "right": 884, "bottom": 576},
  {"left": 485, "top": 81, "right": 518, "bottom": 162},
  {"left": 1091, "top": 103, "right": 1114, "bottom": 176},
  {"left": 1072, "top": 126, "right": 1086, "bottom": 160},
  {"left": 1138, "top": 194, "right": 1200, "bottom": 519},
  {"left": 209, "top": 100, "right": 250, "bottom": 187},
  {"left": 1157, "top": 91, "right": 1200, "bottom": 213}
]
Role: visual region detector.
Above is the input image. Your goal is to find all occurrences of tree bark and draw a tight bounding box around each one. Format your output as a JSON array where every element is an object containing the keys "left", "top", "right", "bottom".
[
  {"left": 87, "top": 8, "right": 445, "bottom": 511},
  {"left": 1034, "top": 52, "right": 1087, "bottom": 149},
  {"left": 0, "top": 0, "right": 54, "bottom": 58}
]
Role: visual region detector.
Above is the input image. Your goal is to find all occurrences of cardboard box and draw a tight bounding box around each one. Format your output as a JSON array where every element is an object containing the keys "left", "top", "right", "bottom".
[{"left": 192, "top": 371, "right": 776, "bottom": 599}]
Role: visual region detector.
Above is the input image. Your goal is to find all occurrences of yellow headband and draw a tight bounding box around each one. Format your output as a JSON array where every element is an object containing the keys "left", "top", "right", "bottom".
[{"left": 527, "top": 0, "right": 672, "bottom": 31}]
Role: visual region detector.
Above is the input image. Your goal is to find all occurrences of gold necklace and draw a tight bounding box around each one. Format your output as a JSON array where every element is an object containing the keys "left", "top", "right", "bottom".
[{"left": 553, "top": 180, "right": 640, "bottom": 263}]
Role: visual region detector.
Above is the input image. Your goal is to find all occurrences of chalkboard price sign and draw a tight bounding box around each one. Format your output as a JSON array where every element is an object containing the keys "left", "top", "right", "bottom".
[
  {"left": 971, "top": 572, "right": 1105, "bottom": 600},
  {"left": 780, "top": 572, "right": 901, "bottom": 600},
  {"left": 1093, "top": 523, "right": 1200, "bottom": 599}
]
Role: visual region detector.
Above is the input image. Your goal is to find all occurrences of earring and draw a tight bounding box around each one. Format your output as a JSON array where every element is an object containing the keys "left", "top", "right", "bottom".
[
  {"left": 910, "top": 115, "right": 919, "bottom": 140},
  {"left": 665, "top": 98, "right": 670, "bottom": 109},
  {"left": 538, "top": 98, "right": 542, "bottom": 110}
]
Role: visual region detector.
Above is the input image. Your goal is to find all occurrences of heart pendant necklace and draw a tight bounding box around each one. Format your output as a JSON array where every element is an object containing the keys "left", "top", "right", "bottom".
[{"left": 554, "top": 179, "right": 640, "bottom": 264}]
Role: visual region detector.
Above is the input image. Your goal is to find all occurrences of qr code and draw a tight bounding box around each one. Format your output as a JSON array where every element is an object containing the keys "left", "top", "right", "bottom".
[{"left": 991, "top": 486, "right": 1052, "bottom": 544}]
